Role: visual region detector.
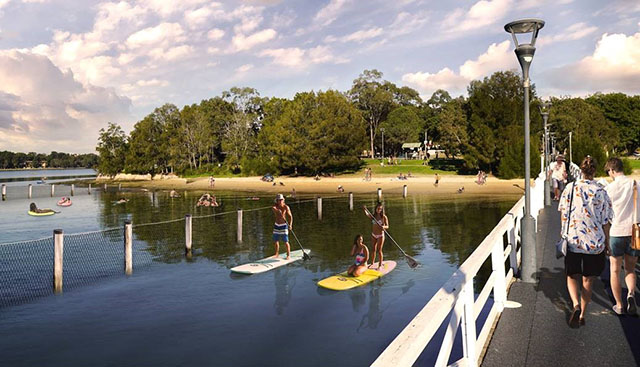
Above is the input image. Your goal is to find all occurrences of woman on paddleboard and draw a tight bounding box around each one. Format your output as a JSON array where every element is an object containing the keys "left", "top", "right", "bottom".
[
  {"left": 363, "top": 203, "right": 388, "bottom": 269},
  {"left": 348, "top": 234, "right": 369, "bottom": 277}
]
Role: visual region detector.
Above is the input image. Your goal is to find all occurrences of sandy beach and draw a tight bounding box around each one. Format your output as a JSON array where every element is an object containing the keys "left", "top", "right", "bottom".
[{"left": 96, "top": 173, "right": 545, "bottom": 197}]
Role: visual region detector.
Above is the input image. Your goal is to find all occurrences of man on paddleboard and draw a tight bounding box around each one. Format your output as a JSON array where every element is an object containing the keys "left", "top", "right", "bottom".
[{"left": 272, "top": 194, "right": 293, "bottom": 260}]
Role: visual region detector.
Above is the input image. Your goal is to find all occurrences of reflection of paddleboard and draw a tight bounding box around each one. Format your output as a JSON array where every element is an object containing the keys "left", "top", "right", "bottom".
[
  {"left": 231, "top": 249, "right": 310, "bottom": 274},
  {"left": 28, "top": 210, "right": 55, "bottom": 216},
  {"left": 317, "top": 261, "right": 396, "bottom": 291}
]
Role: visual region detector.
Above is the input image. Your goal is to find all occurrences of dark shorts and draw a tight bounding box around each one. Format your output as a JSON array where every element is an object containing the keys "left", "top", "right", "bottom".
[
  {"left": 565, "top": 250, "right": 605, "bottom": 277},
  {"left": 610, "top": 236, "right": 640, "bottom": 257}
]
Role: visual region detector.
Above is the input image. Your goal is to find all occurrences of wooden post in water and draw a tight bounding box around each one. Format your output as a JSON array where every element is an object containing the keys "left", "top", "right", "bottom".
[
  {"left": 53, "top": 229, "right": 64, "bottom": 293},
  {"left": 317, "top": 197, "right": 322, "bottom": 220},
  {"left": 50, "top": 184, "right": 55, "bottom": 197},
  {"left": 377, "top": 188, "right": 382, "bottom": 201},
  {"left": 124, "top": 220, "right": 133, "bottom": 275},
  {"left": 237, "top": 209, "right": 243, "bottom": 243},
  {"left": 403, "top": 185, "right": 408, "bottom": 198},
  {"left": 71, "top": 184, "right": 75, "bottom": 196},
  {"left": 185, "top": 214, "right": 192, "bottom": 254},
  {"left": 104, "top": 183, "right": 107, "bottom": 192},
  {"left": 88, "top": 183, "right": 91, "bottom": 194},
  {"left": 118, "top": 183, "right": 122, "bottom": 191},
  {"left": 349, "top": 192, "right": 353, "bottom": 211},
  {"left": 1, "top": 184, "right": 6, "bottom": 201},
  {"left": 28, "top": 184, "right": 32, "bottom": 199}
]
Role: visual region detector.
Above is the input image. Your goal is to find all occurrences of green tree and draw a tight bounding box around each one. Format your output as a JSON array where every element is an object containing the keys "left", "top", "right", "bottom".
[
  {"left": 437, "top": 98, "right": 468, "bottom": 158},
  {"left": 380, "top": 106, "right": 422, "bottom": 155},
  {"left": 126, "top": 104, "right": 178, "bottom": 176},
  {"left": 585, "top": 93, "right": 640, "bottom": 154},
  {"left": 221, "top": 87, "right": 265, "bottom": 166},
  {"left": 96, "top": 122, "right": 128, "bottom": 177}
]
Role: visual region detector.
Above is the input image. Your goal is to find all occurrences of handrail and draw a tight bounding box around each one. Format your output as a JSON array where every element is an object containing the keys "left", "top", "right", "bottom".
[{"left": 372, "top": 171, "right": 545, "bottom": 367}]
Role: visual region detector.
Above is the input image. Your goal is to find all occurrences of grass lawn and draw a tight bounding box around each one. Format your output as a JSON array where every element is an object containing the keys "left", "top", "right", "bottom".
[
  {"left": 629, "top": 159, "right": 640, "bottom": 171},
  {"left": 362, "top": 158, "right": 456, "bottom": 176}
]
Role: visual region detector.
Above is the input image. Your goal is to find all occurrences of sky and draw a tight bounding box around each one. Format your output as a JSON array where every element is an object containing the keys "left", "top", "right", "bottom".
[{"left": 0, "top": 0, "right": 639, "bottom": 154}]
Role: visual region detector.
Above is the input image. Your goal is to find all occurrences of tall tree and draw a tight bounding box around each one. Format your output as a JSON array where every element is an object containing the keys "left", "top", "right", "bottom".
[
  {"left": 380, "top": 106, "right": 422, "bottom": 155},
  {"left": 96, "top": 122, "right": 128, "bottom": 177},
  {"left": 586, "top": 93, "right": 640, "bottom": 154},
  {"left": 221, "top": 87, "right": 265, "bottom": 166},
  {"left": 348, "top": 69, "right": 394, "bottom": 158}
]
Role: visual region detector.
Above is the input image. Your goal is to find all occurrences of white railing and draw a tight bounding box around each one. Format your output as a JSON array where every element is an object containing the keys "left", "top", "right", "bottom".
[{"left": 372, "top": 170, "right": 547, "bottom": 367}]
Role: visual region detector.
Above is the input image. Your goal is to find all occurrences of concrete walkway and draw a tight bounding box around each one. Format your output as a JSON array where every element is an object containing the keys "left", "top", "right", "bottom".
[{"left": 483, "top": 201, "right": 640, "bottom": 367}]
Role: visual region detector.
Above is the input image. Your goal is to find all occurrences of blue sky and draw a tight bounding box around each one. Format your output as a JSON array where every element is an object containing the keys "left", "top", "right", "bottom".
[{"left": 0, "top": 0, "right": 639, "bottom": 153}]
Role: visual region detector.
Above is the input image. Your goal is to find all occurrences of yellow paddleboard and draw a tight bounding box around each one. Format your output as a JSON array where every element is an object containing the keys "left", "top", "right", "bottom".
[{"left": 317, "top": 261, "right": 396, "bottom": 291}]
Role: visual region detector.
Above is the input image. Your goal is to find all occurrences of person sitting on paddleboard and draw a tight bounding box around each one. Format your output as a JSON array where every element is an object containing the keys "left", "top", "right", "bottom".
[
  {"left": 348, "top": 234, "right": 370, "bottom": 277},
  {"left": 363, "top": 203, "right": 388, "bottom": 269},
  {"left": 272, "top": 193, "right": 293, "bottom": 260}
]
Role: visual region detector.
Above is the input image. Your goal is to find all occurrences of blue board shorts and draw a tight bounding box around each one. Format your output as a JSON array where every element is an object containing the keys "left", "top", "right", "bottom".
[
  {"left": 610, "top": 236, "right": 640, "bottom": 257},
  {"left": 273, "top": 223, "right": 289, "bottom": 242}
]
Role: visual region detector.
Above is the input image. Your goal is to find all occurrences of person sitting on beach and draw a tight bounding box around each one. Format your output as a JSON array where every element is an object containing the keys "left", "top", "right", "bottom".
[
  {"left": 457, "top": 186, "right": 465, "bottom": 194},
  {"left": 29, "top": 202, "right": 54, "bottom": 214},
  {"left": 314, "top": 174, "right": 320, "bottom": 181},
  {"left": 407, "top": 171, "right": 412, "bottom": 178},
  {"left": 347, "top": 234, "right": 370, "bottom": 277},
  {"left": 337, "top": 185, "right": 344, "bottom": 193}
]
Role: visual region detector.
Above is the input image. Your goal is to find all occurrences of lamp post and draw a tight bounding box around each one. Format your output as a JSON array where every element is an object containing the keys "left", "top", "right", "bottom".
[
  {"left": 505, "top": 18, "right": 545, "bottom": 284},
  {"left": 381, "top": 128, "right": 385, "bottom": 160},
  {"left": 539, "top": 101, "right": 552, "bottom": 206}
]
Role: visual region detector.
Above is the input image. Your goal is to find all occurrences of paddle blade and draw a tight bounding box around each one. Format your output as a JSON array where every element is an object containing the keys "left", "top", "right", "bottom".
[
  {"left": 303, "top": 252, "right": 311, "bottom": 261},
  {"left": 406, "top": 255, "right": 420, "bottom": 269}
]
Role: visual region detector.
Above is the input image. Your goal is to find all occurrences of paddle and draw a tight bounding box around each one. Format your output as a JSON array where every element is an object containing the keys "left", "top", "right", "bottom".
[
  {"left": 364, "top": 206, "right": 420, "bottom": 269},
  {"left": 285, "top": 219, "right": 311, "bottom": 261}
]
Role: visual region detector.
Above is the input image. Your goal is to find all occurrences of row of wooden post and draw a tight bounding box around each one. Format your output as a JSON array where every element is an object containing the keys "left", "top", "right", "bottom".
[
  {"left": 49, "top": 185, "right": 409, "bottom": 292},
  {"left": 0, "top": 182, "right": 132, "bottom": 200}
]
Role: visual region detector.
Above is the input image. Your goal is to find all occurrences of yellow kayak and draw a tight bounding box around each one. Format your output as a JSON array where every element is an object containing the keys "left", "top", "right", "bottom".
[
  {"left": 317, "top": 261, "right": 396, "bottom": 291},
  {"left": 28, "top": 210, "right": 56, "bottom": 216}
]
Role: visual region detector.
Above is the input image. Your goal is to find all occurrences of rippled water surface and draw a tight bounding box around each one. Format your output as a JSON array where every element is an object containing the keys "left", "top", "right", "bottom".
[{"left": 0, "top": 186, "right": 518, "bottom": 366}]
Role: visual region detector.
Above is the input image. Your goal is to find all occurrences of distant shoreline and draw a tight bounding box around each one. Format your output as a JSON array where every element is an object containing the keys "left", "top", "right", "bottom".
[{"left": 0, "top": 168, "right": 96, "bottom": 172}]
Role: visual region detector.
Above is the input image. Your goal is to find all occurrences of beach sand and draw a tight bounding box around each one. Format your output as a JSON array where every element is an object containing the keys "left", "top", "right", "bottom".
[{"left": 97, "top": 173, "right": 538, "bottom": 197}]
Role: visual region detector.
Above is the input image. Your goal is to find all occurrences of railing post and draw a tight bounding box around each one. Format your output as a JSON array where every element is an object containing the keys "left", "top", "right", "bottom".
[
  {"left": 185, "top": 214, "right": 192, "bottom": 252},
  {"left": 28, "top": 184, "right": 32, "bottom": 199},
  {"left": 71, "top": 184, "right": 75, "bottom": 196},
  {"left": 53, "top": 229, "right": 64, "bottom": 293},
  {"left": 237, "top": 209, "right": 243, "bottom": 243},
  {"left": 124, "top": 220, "right": 133, "bottom": 275},
  {"left": 461, "top": 279, "right": 478, "bottom": 367},
  {"left": 50, "top": 184, "right": 55, "bottom": 197},
  {"left": 377, "top": 188, "right": 382, "bottom": 201},
  {"left": 1, "top": 184, "right": 5, "bottom": 200},
  {"left": 403, "top": 185, "right": 408, "bottom": 198},
  {"left": 88, "top": 183, "right": 91, "bottom": 194},
  {"left": 349, "top": 192, "right": 353, "bottom": 211},
  {"left": 491, "top": 238, "right": 507, "bottom": 312},
  {"left": 317, "top": 197, "right": 322, "bottom": 220}
]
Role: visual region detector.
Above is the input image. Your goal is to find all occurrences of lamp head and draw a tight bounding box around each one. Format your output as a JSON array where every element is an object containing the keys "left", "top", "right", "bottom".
[{"left": 504, "top": 19, "right": 544, "bottom": 84}]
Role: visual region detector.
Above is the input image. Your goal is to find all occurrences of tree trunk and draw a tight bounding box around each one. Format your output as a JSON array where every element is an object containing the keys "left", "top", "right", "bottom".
[{"left": 370, "top": 122, "right": 374, "bottom": 158}]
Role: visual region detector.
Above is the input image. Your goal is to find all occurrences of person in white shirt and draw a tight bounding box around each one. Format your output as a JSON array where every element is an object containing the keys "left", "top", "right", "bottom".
[
  {"left": 550, "top": 155, "right": 567, "bottom": 201},
  {"left": 604, "top": 157, "right": 639, "bottom": 315}
]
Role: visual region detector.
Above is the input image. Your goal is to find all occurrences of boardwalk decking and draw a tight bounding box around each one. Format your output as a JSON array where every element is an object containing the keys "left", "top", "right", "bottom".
[{"left": 483, "top": 201, "right": 640, "bottom": 367}]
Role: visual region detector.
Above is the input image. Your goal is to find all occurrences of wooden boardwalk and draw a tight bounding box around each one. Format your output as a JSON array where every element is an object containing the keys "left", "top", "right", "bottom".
[{"left": 482, "top": 201, "right": 640, "bottom": 367}]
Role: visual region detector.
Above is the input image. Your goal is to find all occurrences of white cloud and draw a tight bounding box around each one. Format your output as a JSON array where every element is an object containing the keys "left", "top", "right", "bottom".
[
  {"left": 0, "top": 50, "right": 131, "bottom": 153},
  {"left": 259, "top": 45, "right": 347, "bottom": 67},
  {"left": 236, "top": 64, "right": 254, "bottom": 73},
  {"left": 537, "top": 23, "right": 598, "bottom": 46},
  {"left": 126, "top": 23, "right": 186, "bottom": 49},
  {"left": 185, "top": 6, "right": 215, "bottom": 29},
  {"left": 402, "top": 40, "right": 516, "bottom": 97},
  {"left": 0, "top": 0, "right": 10, "bottom": 10},
  {"left": 231, "top": 28, "right": 276, "bottom": 52},
  {"left": 314, "top": 0, "right": 350, "bottom": 27},
  {"left": 545, "top": 31, "right": 640, "bottom": 94},
  {"left": 140, "top": 0, "right": 211, "bottom": 17},
  {"left": 339, "top": 27, "right": 384, "bottom": 43},
  {"left": 443, "top": 0, "right": 511, "bottom": 34},
  {"left": 207, "top": 28, "right": 225, "bottom": 40}
]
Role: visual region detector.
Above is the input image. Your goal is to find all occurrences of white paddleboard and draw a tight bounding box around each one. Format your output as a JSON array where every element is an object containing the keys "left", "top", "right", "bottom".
[{"left": 230, "top": 249, "right": 310, "bottom": 274}]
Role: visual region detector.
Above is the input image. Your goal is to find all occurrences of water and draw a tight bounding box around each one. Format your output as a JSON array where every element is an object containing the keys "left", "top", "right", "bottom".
[
  {"left": 0, "top": 187, "right": 518, "bottom": 366},
  {"left": 0, "top": 168, "right": 96, "bottom": 186}
]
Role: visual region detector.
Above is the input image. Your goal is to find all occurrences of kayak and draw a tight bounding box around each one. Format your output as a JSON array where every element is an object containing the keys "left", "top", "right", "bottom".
[
  {"left": 317, "top": 261, "right": 397, "bottom": 291},
  {"left": 231, "top": 249, "right": 310, "bottom": 274},
  {"left": 28, "top": 210, "right": 56, "bottom": 216}
]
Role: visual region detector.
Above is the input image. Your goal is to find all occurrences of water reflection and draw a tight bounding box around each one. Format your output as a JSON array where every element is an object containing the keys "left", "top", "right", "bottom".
[
  {"left": 357, "top": 287, "right": 383, "bottom": 331},
  {"left": 274, "top": 267, "right": 296, "bottom": 315}
]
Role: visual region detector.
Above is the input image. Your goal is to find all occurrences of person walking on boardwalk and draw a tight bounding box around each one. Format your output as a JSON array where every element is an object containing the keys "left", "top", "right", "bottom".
[
  {"left": 347, "top": 234, "right": 370, "bottom": 277},
  {"left": 363, "top": 203, "right": 389, "bottom": 269},
  {"left": 604, "top": 157, "right": 639, "bottom": 315},
  {"left": 551, "top": 155, "right": 568, "bottom": 200},
  {"left": 272, "top": 193, "right": 293, "bottom": 260},
  {"left": 559, "top": 156, "right": 613, "bottom": 328}
]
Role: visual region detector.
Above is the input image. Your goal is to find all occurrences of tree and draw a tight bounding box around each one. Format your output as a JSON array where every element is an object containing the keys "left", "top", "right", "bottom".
[
  {"left": 96, "top": 122, "right": 128, "bottom": 177},
  {"left": 437, "top": 99, "right": 468, "bottom": 157},
  {"left": 586, "top": 93, "right": 640, "bottom": 154},
  {"left": 380, "top": 106, "right": 422, "bottom": 155},
  {"left": 221, "top": 88, "right": 265, "bottom": 166},
  {"left": 348, "top": 69, "right": 394, "bottom": 158}
]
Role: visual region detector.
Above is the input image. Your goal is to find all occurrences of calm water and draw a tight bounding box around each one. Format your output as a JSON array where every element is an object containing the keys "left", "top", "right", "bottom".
[
  {"left": 0, "top": 187, "right": 518, "bottom": 366},
  {"left": 0, "top": 168, "right": 96, "bottom": 186}
]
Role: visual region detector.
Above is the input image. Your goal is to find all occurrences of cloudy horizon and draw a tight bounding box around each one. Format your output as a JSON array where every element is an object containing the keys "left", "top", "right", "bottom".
[{"left": 1, "top": 0, "right": 639, "bottom": 154}]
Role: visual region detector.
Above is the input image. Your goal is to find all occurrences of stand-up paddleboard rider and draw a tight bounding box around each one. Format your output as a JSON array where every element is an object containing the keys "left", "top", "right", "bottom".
[
  {"left": 272, "top": 194, "right": 293, "bottom": 260},
  {"left": 363, "top": 203, "right": 389, "bottom": 269}
]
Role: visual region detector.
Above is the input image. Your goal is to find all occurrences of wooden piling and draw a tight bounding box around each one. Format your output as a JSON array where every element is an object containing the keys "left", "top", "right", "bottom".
[
  {"left": 377, "top": 188, "right": 382, "bottom": 201},
  {"left": 71, "top": 184, "right": 75, "bottom": 196},
  {"left": 28, "top": 184, "right": 32, "bottom": 199},
  {"left": 403, "top": 185, "right": 408, "bottom": 198},
  {"left": 118, "top": 183, "right": 122, "bottom": 191},
  {"left": 349, "top": 192, "right": 353, "bottom": 211},
  {"left": 1, "top": 184, "right": 5, "bottom": 201},
  {"left": 317, "top": 197, "right": 323, "bottom": 220},
  {"left": 237, "top": 209, "right": 243, "bottom": 243},
  {"left": 53, "top": 229, "right": 64, "bottom": 293},
  {"left": 185, "top": 214, "right": 192, "bottom": 253},
  {"left": 50, "top": 184, "right": 55, "bottom": 197},
  {"left": 124, "top": 221, "right": 133, "bottom": 275},
  {"left": 88, "top": 183, "right": 91, "bottom": 194},
  {"left": 104, "top": 183, "right": 107, "bottom": 192}
]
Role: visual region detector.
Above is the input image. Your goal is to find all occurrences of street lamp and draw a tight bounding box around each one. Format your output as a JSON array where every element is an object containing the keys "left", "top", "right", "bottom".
[
  {"left": 380, "top": 128, "right": 385, "bottom": 160},
  {"left": 539, "top": 100, "right": 552, "bottom": 206},
  {"left": 505, "top": 18, "right": 545, "bottom": 284}
]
